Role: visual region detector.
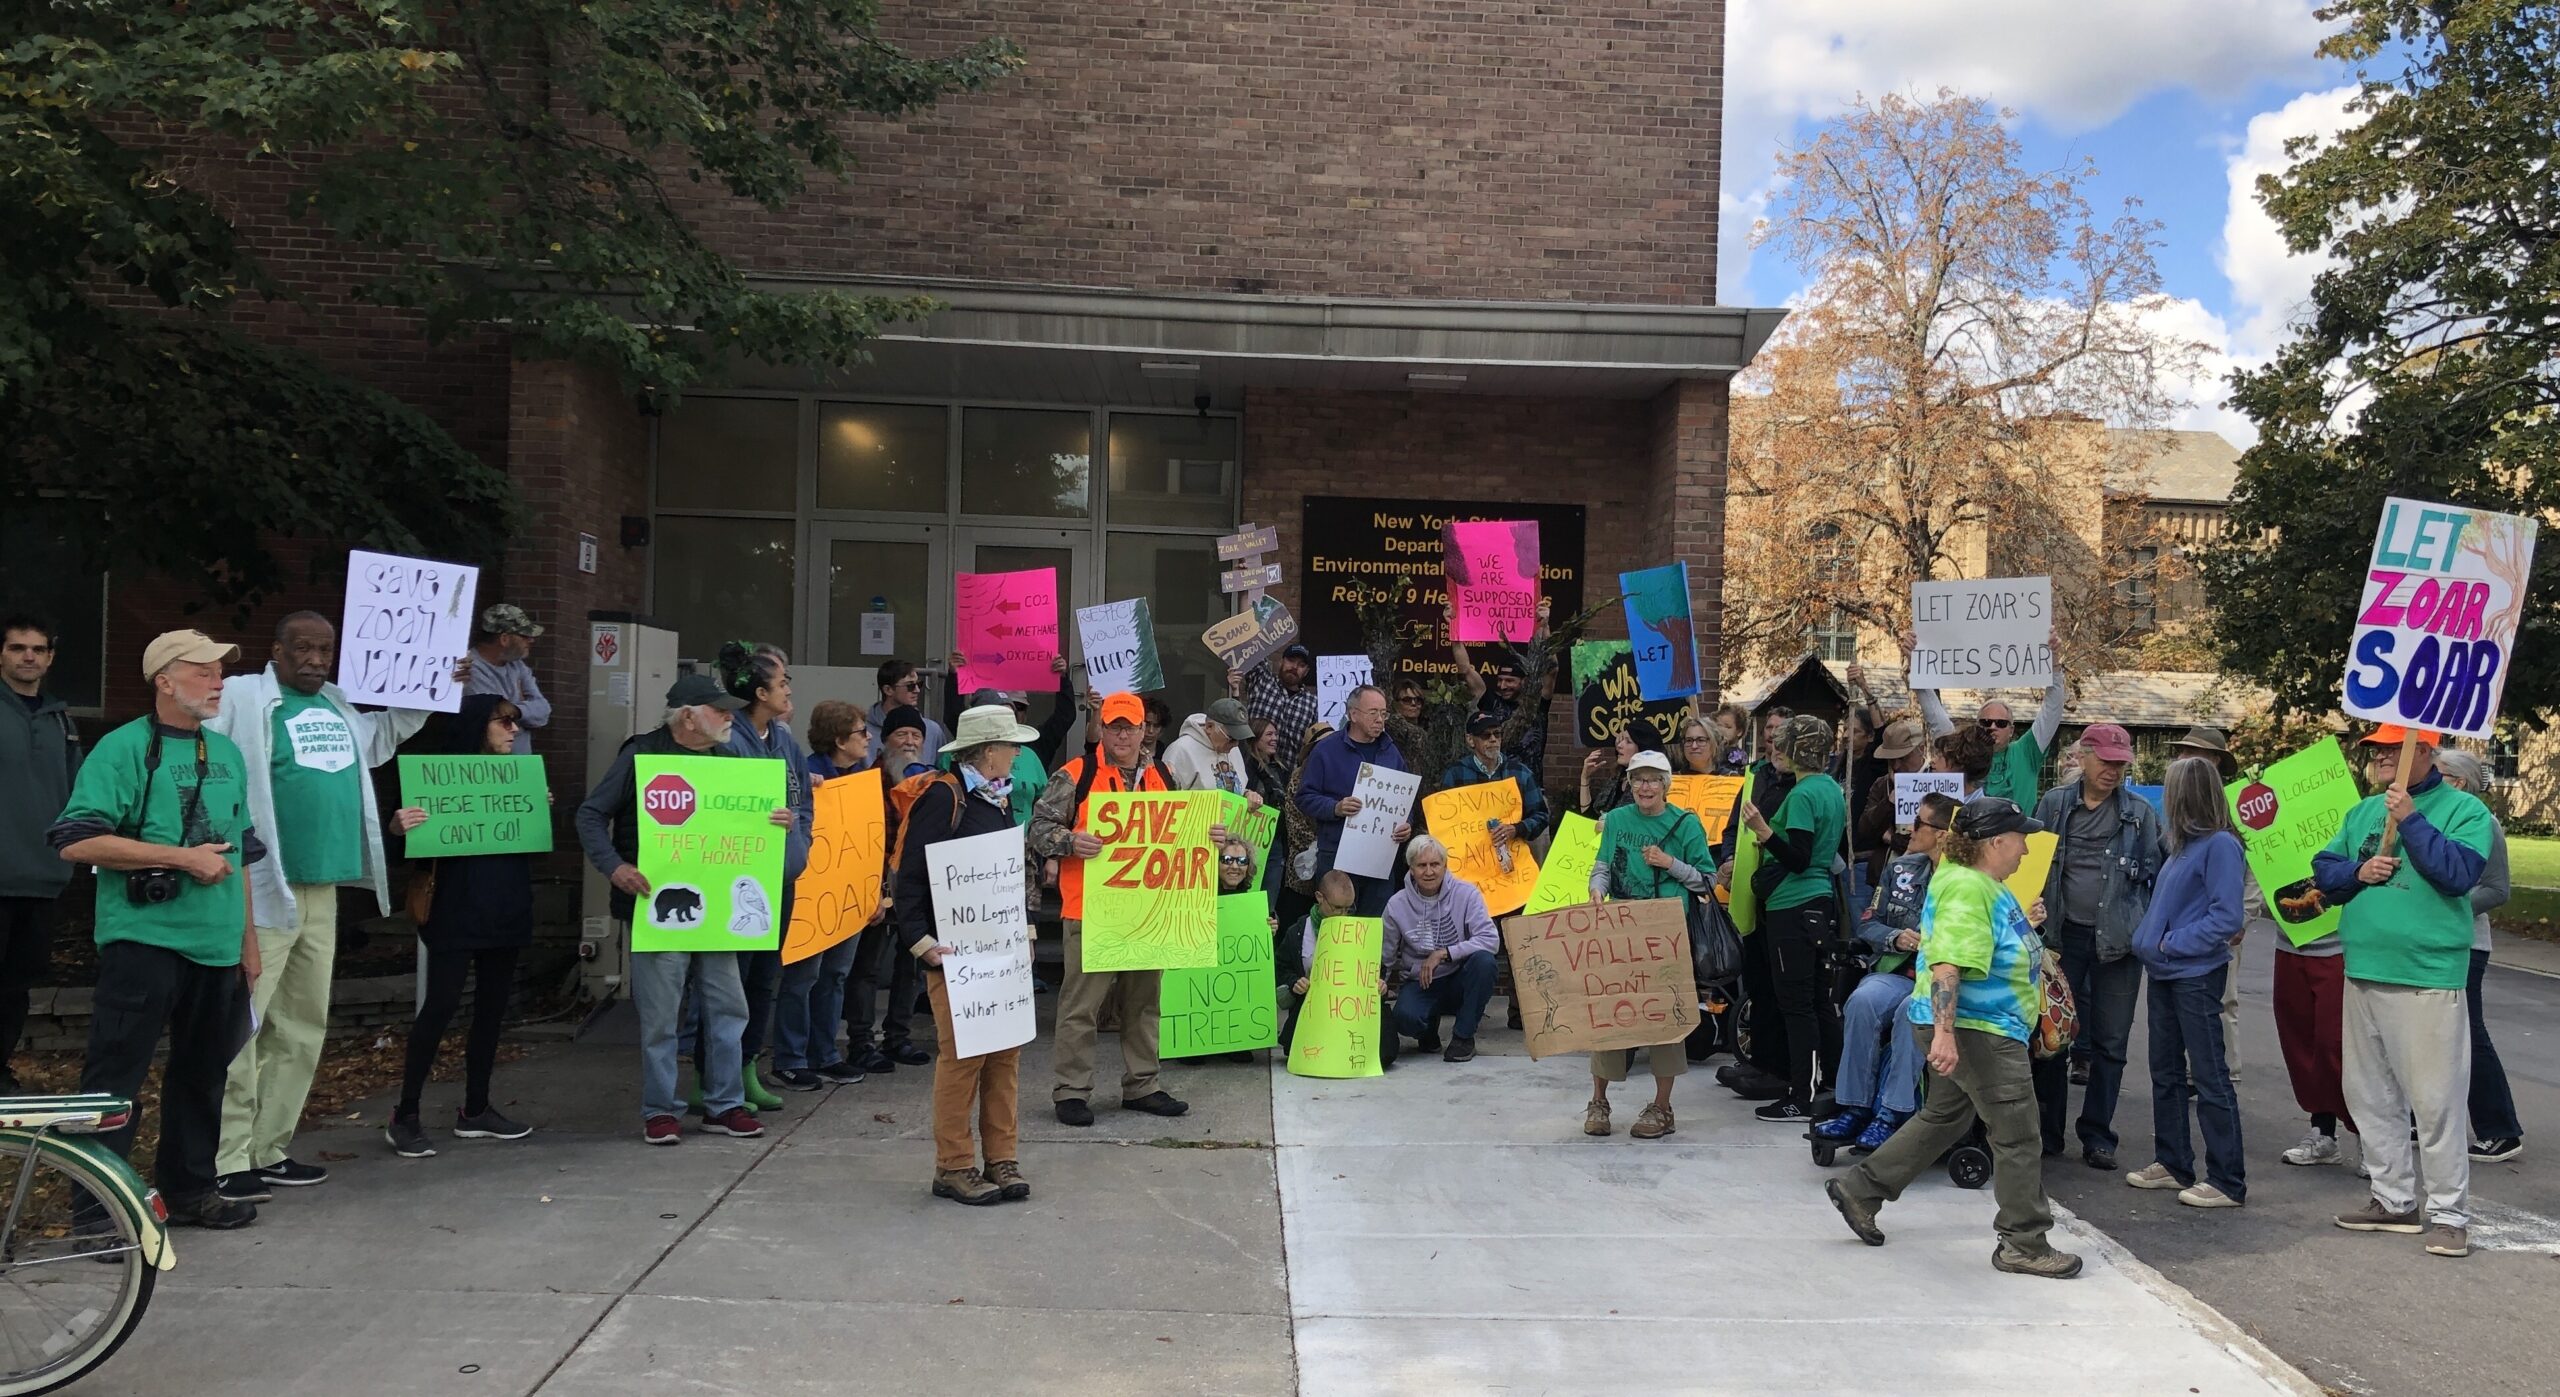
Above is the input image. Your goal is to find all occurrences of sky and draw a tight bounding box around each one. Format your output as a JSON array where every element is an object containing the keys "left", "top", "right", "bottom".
[{"left": 1720, "top": 0, "right": 2370, "bottom": 445}]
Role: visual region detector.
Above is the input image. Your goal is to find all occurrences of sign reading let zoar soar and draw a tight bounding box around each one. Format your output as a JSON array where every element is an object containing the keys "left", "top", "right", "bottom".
[{"left": 2344, "top": 498, "right": 2539, "bottom": 739}]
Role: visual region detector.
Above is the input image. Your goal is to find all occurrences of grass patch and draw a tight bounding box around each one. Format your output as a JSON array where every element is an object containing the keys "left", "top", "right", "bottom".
[
  {"left": 2495, "top": 885, "right": 2560, "bottom": 943},
  {"left": 2508, "top": 835, "right": 2560, "bottom": 891}
]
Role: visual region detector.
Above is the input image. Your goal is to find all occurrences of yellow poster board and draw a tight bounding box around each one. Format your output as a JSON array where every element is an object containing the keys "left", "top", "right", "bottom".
[
  {"left": 1525, "top": 814, "right": 1601, "bottom": 915},
  {"left": 1421, "top": 780, "right": 1541, "bottom": 916},
  {"left": 1080, "top": 791, "right": 1222, "bottom": 972},
  {"left": 1727, "top": 770, "right": 1762, "bottom": 935},
  {"left": 2004, "top": 831, "right": 2058, "bottom": 911},
  {"left": 1669, "top": 774, "right": 1744, "bottom": 850},
  {"left": 782, "top": 772, "right": 886, "bottom": 965}
]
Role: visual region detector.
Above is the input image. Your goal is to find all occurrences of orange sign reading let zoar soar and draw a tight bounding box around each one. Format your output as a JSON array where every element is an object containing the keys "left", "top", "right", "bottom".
[{"left": 1499, "top": 898, "right": 1698, "bottom": 1060}]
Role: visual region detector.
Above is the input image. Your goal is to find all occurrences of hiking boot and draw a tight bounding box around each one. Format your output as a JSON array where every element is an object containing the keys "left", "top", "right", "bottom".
[
  {"left": 164, "top": 1191, "right": 258, "bottom": 1230},
  {"left": 699, "top": 1107, "right": 766, "bottom": 1138},
  {"left": 1122, "top": 1090, "right": 1189, "bottom": 1118},
  {"left": 2424, "top": 1223, "right": 2471, "bottom": 1258},
  {"left": 642, "top": 1115, "right": 683, "bottom": 1146},
  {"left": 2125, "top": 1163, "right": 2184, "bottom": 1190},
  {"left": 773, "top": 1068, "right": 824, "bottom": 1092},
  {"left": 742, "top": 1067, "right": 786, "bottom": 1112},
  {"left": 257, "top": 1157, "right": 329, "bottom": 1188},
  {"left": 2178, "top": 1182, "right": 2242, "bottom": 1209},
  {"left": 1443, "top": 1036, "right": 1477, "bottom": 1064},
  {"left": 386, "top": 1112, "right": 437, "bottom": 1158},
  {"left": 214, "top": 1171, "right": 272, "bottom": 1205},
  {"left": 932, "top": 1167, "right": 1002, "bottom": 1206},
  {"left": 1055, "top": 1099, "right": 1096, "bottom": 1127},
  {"left": 984, "top": 1159, "right": 1031, "bottom": 1201},
  {"left": 2082, "top": 1145, "right": 2117, "bottom": 1172},
  {"left": 454, "top": 1107, "right": 533, "bottom": 1141},
  {"left": 1992, "top": 1244, "right": 2083, "bottom": 1279},
  {"left": 1825, "top": 1179, "right": 1884, "bottom": 1246},
  {"left": 2335, "top": 1199, "right": 2424, "bottom": 1234},
  {"left": 886, "top": 1040, "right": 933, "bottom": 1066},
  {"left": 1583, "top": 1100, "right": 1612, "bottom": 1137},
  {"left": 1853, "top": 1112, "right": 1904, "bottom": 1153},
  {"left": 1753, "top": 1099, "right": 1811, "bottom": 1125},
  {"left": 1812, "top": 1110, "right": 1870, "bottom": 1143},
  {"left": 2471, "top": 1137, "right": 2524, "bottom": 1164},
  {"left": 1632, "top": 1103, "right": 1676, "bottom": 1140},
  {"left": 2282, "top": 1131, "right": 2342, "bottom": 1167},
  {"left": 813, "top": 1059, "right": 868, "bottom": 1085}
]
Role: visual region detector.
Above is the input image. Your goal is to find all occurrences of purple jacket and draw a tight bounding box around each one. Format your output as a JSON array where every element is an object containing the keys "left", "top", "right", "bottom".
[{"left": 1382, "top": 871, "right": 1500, "bottom": 981}]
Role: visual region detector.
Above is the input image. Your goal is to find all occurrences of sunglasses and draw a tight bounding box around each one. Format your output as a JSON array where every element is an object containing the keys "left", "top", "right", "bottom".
[
  {"left": 1914, "top": 819, "right": 1946, "bottom": 832},
  {"left": 493, "top": 714, "right": 523, "bottom": 728},
  {"left": 1219, "top": 856, "right": 1252, "bottom": 868},
  {"left": 1982, "top": 719, "right": 2013, "bottom": 730}
]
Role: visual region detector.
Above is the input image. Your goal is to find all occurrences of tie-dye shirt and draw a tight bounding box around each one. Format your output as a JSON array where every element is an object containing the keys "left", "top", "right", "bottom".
[{"left": 1908, "top": 862, "right": 2044, "bottom": 1043}]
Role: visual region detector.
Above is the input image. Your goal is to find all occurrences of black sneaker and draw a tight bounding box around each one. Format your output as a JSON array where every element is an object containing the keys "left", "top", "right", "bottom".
[
  {"left": 454, "top": 1107, "right": 534, "bottom": 1141},
  {"left": 1055, "top": 1099, "right": 1096, "bottom": 1127},
  {"left": 1444, "top": 1037, "right": 1477, "bottom": 1064},
  {"left": 1412, "top": 1029, "right": 1443, "bottom": 1054},
  {"left": 214, "top": 1171, "right": 272, "bottom": 1204},
  {"left": 257, "top": 1157, "right": 329, "bottom": 1188},
  {"left": 886, "top": 1040, "right": 933, "bottom": 1066},
  {"left": 1753, "top": 1099, "right": 1811, "bottom": 1124},
  {"left": 813, "top": 1059, "right": 868, "bottom": 1085},
  {"left": 166, "top": 1192, "right": 258, "bottom": 1229},
  {"left": 2472, "top": 1136, "right": 2525, "bottom": 1164},
  {"left": 774, "top": 1068, "right": 825, "bottom": 1092},
  {"left": 1122, "top": 1090, "right": 1190, "bottom": 1118},
  {"left": 386, "top": 1113, "right": 438, "bottom": 1158},
  {"left": 857, "top": 1046, "right": 897, "bottom": 1075}
]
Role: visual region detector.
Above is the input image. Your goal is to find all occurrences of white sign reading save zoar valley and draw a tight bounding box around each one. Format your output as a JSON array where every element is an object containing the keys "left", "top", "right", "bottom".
[
  {"left": 2344, "top": 497, "right": 2539, "bottom": 740},
  {"left": 1908, "top": 576, "right": 2053, "bottom": 688},
  {"left": 337, "top": 549, "right": 478, "bottom": 713}
]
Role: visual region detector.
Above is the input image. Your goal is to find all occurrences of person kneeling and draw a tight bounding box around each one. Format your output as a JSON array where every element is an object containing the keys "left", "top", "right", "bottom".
[{"left": 1382, "top": 836, "right": 1500, "bottom": 1063}]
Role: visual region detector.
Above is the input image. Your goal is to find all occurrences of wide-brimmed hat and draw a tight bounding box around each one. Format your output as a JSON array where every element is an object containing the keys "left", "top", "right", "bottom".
[
  {"left": 2168, "top": 725, "right": 2231, "bottom": 757},
  {"left": 1872, "top": 716, "right": 1925, "bottom": 760},
  {"left": 942, "top": 703, "right": 1040, "bottom": 753},
  {"left": 141, "top": 630, "right": 238, "bottom": 678}
]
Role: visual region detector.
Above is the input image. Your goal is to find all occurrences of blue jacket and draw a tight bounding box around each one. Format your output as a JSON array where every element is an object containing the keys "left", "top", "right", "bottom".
[
  {"left": 2031, "top": 778, "right": 2162, "bottom": 961},
  {"left": 2309, "top": 770, "right": 2489, "bottom": 903},
  {"left": 2131, "top": 830, "right": 2246, "bottom": 979},
  {"left": 726, "top": 715, "right": 813, "bottom": 881},
  {"left": 1296, "top": 728, "right": 1408, "bottom": 861},
  {"left": 1434, "top": 753, "right": 1552, "bottom": 843}
]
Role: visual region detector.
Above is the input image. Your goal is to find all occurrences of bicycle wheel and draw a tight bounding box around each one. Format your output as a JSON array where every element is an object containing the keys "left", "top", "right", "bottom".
[{"left": 0, "top": 1144, "right": 157, "bottom": 1396}]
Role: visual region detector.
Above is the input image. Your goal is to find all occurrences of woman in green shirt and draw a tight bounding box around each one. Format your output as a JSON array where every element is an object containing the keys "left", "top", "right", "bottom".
[
  {"left": 1738, "top": 714, "right": 1848, "bottom": 1122},
  {"left": 1581, "top": 750, "right": 1714, "bottom": 1141}
]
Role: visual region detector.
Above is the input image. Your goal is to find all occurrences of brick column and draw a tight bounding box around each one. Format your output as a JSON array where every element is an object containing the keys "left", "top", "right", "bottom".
[{"left": 1646, "top": 377, "right": 1731, "bottom": 704}]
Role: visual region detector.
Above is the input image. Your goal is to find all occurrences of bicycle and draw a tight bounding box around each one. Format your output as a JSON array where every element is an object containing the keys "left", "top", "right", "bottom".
[{"left": 0, "top": 1093, "right": 173, "bottom": 1395}]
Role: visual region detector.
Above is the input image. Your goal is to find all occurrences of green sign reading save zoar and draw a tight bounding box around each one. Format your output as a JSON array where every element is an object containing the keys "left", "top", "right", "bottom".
[{"left": 397, "top": 754, "right": 553, "bottom": 857}]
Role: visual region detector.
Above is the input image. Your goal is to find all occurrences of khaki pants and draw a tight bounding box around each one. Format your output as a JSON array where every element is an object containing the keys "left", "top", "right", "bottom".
[
  {"left": 218, "top": 884, "right": 337, "bottom": 1176},
  {"left": 1839, "top": 1025, "right": 2055, "bottom": 1255},
  {"left": 925, "top": 967, "right": 1020, "bottom": 1172},
  {"left": 1052, "top": 919, "right": 1164, "bottom": 1104}
]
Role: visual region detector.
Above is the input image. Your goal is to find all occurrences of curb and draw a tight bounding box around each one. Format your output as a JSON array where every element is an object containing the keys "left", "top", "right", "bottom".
[{"left": 2052, "top": 1201, "right": 2329, "bottom": 1397}]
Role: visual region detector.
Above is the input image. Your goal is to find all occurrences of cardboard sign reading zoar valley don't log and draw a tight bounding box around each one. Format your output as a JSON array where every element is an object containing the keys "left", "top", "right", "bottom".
[{"left": 1501, "top": 897, "right": 1698, "bottom": 1060}]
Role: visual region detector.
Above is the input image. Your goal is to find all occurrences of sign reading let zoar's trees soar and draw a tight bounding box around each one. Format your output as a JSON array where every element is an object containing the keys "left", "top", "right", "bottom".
[{"left": 632, "top": 755, "right": 786, "bottom": 953}]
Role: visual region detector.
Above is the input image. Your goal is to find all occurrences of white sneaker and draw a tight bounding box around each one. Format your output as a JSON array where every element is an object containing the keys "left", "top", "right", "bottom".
[
  {"left": 2179, "top": 1182, "right": 2243, "bottom": 1208},
  {"left": 2282, "top": 1131, "right": 2341, "bottom": 1167}
]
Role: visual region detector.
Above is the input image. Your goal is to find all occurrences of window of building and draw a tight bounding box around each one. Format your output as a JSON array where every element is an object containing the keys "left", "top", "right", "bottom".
[
  {"left": 1105, "top": 532, "right": 1228, "bottom": 712},
  {"left": 0, "top": 502, "right": 105, "bottom": 711},
  {"left": 652, "top": 517, "right": 796, "bottom": 663},
  {"left": 655, "top": 396, "right": 798, "bottom": 512},
  {"left": 2120, "top": 545, "right": 2160, "bottom": 631},
  {"left": 1806, "top": 522, "right": 1858, "bottom": 662},
  {"left": 962, "top": 408, "right": 1091, "bottom": 519},
  {"left": 818, "top": 402, "right": 948, "bottom": 514},
  {"left": 1108, "top": 414, "right": 1240, "bottom": 529}
]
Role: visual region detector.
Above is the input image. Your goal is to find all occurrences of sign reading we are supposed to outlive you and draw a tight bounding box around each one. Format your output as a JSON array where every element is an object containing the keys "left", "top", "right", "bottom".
[{"left": 2344, "top": 497, "right": 2538, "bottom": 740}]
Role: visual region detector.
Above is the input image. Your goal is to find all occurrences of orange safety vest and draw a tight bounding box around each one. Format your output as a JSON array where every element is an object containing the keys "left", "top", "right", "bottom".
[{"left": 1055, "top": 755, "right": 1173, "bottom": 921}]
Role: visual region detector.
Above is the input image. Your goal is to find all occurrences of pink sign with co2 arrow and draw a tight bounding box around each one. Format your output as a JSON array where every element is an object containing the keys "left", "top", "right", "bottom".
[{"left": 955, "top": 568, "right": 1060, "bottom": 693}]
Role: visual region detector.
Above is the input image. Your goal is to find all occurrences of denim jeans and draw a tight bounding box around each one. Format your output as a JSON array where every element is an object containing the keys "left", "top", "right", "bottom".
[
  {"left": 634, "top": 949, "right": 747, "bottom": 1121},
  {"left": 774, "top": 936, "right": 862, "bottom": 1071},
  {"left": 1391, "top": 951, "right": 1498, "bottom": 1042},
  {"left": 686, "top": 887, "right": 791, "bottom": 1069},
  {"left": 2149, "top": 966, "right": 2244, "bottom": 1201},
  {"left": 2059, "top": 921, "right": 2143, "bottom": 1154},
  {"left": 2467, "top": 948, "right": 2522, "bottom": 1141},
  {"left": 1835, "top": 972, "right": 1920, "bottom": 1116}
]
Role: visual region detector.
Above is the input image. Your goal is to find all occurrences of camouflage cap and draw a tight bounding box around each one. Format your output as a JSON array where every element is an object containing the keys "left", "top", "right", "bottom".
[{"left": 481, "top": 604, "right": 544, "bottom": 638}]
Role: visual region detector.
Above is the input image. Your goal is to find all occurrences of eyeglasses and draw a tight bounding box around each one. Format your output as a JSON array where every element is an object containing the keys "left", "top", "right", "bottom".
[
  {"left": 1982, "top": 719, "right": 2013, "bottom": 730},
  {"left": 1219, "top": 856, "right": 1252, "bottom": 868},
  {"left": 1683, "top": 735, "right": 1713, "bottom": 745}
]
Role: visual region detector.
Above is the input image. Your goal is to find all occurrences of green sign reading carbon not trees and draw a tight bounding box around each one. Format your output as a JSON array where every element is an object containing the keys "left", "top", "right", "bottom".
[{"left": 396, "top": 754, "right": 552, "bottom": 857}]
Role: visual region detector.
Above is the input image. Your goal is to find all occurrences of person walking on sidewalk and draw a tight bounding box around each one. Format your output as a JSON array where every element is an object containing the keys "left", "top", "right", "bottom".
[
  {"left": 1584, "top": 750, "right": 1713, "bottom": 1141},
  {"left": 0, "top": 613, "right": 81, "bottom": 1092},
  {"left": 576, "top": 674, "right": 784, "bottom": 1145},
  {"left": 207, "top": 611, "right": 454, "bottom": 1205},
  {"left": 49, "top": 631, "right": 260, "bottom": 1228},
  {"left": 386, "top": 694, "right": 539, "bottom": 1157},
  {"left": 1382, "top": 836, "right": 1500, "bottom": 1063},
  {"left": 2124, "top": 757, "right": 2248, "bottom": 1209},
  {"left": 2433, "top": 749, "right": 2523, "bottom": 1165},
  {"left": 2312, "top": 725, "right": 2493, "bottom": 1259},
  {"left": 1826, "top": 797, "right": 2081, "bottom": 1280},
  {"left": 899, "top": 705, "right": 1042, "bottom": 1206},
  {"left": 1030, "top": 691, "right": 1189, "bottom": 1126},
  {"left": 2028, "top": 722, "right": 2161, "bottom": 1171}
]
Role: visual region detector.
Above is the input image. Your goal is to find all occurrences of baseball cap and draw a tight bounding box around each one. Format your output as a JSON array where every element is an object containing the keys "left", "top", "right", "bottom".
[
  {"left": 1098, "top": 691, "right": 1146, "bottom": 726},
  {"left": 1953, "top": 796, "right": 2045, "bottom": 840},
  {"left": 971, "top": 688, "right": 1027, "bottom": 712},
  {"left": 481, "top": 603, "right": 544, "bottom": 638},
  {"left": 1206, "top": 697, "right": 1254, "bottom": 740},
  {"left": 1625, "top": 750, "right": 1673, "bottom": 777},
  {"left": 141, "top": 630, "right": 239, "bottom": 679},
  {"left": 2360, "top": 723, "right": 2443, "bottom": 748},
  {"left": 1465, "top": 709, "right": 1505, "bottom": 737},
  {"left": 666, "top": 672, "right": 747, "bottom": 711},
  {"left": 2078, "top": 722, "right": 2135, "bottom": 764}
]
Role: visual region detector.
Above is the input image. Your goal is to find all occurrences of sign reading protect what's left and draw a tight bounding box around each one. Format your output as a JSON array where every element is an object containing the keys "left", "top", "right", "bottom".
[
  {"left": 632, "top": 756, "right": 786, "bottom": 952},
  {"left": 338, "top": 549, "right": 478, "bottom": 712},
  {"left": 398, "top": 755, "right": 552, "bottom": 857}
]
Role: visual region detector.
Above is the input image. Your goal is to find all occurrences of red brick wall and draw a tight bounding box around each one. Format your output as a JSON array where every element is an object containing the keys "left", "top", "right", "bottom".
[
  {"left": 1647, "top": 377, "right": 1730, "bottom": 706},
  {"left": 681, "top": 0, "right": 1725, "bottom": 303}
]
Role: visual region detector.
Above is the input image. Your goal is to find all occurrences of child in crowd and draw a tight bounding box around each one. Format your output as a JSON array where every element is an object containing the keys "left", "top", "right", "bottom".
[{"left": 1279, "top": 870, "right": 1397, "bottom": 1070}]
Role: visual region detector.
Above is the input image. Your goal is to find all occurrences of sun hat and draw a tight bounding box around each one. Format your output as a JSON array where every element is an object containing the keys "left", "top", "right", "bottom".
[{"left": 942, "top": 703, "right": 1040, "bottom": 753}]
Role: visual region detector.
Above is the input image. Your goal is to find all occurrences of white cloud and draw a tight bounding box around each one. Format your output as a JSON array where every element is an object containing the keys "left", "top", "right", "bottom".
[
  {"left": 2217, "top": 85, "right": 2361, "bottom": 360},
  {"left": 2138, "top": 296, "right": 2258, "bottom": 444}
]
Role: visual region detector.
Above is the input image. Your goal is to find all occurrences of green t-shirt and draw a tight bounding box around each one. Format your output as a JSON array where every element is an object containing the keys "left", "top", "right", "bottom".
[
  {"left": 1764, "top": 771, "right": 1845, "bottom": 911},
  {"left": 269, "top": 691, "right": 365, "bottom": 885},
  {"left": 1909, "top": 861, "right": 2042, "bottom": 1042},
  {"left": 1595, "top": 801, "right": 1714, "bottom": 914},
  {"left": 57, "top": 720, "right": 254, "bottom": 967},
  {"left": 1985, "top": 732, "right": 2045, "bottom": 810},
  {"left": 2323, "top": 780, "right": 2493, "bottom": 990}
]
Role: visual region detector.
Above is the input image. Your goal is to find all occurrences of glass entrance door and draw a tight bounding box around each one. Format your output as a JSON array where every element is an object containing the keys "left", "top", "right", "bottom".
[
  {"left": 809, "top": 521, "right": 946, "bottom": 675},
  {"left": 955, "top": 526, "right": 1091, "bottom": 734}
]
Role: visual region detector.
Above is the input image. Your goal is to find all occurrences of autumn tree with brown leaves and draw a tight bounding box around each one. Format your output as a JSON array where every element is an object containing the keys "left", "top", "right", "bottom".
[{"left": 1725, "top": 91, "right": 2202, "bottom": 683}]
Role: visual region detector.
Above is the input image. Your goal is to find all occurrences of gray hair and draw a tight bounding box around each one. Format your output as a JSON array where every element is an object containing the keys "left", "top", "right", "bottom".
[
  {"left": 663, "top": 706, "right": 692, "bottom": 730},
  {"left": 1406, "top": 834, "right": 1448, "bottom": 864},
  {"left": 2161, "top": 756, "right": 2235, "bottom": 854},
  {"left": 2434, "top": 748, "right": 2484, "bottom": 791}
]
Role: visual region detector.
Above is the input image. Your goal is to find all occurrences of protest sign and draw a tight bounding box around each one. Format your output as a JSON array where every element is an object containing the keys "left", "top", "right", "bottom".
[
  {"left": 1443, "top": 519, "right": 1541, "bottom": 643},
  {"left": 1075, "top": 598, "right": 1163, "bottom": 695},
  {"left": 396, "top": 754, "right": 551, "bottom": 858},
  {"left": 1619, "top": 562, "right": 1701, "bottom": 700},
  {"left": 1570, "top": 639, "right": 1686, "bottom": 748},
  {"left": 1218, "top": 524, "right": 1280, "bottom": 562},
  {"left": 632, "top": 755, "right": 785, "bottom": 952},
  {"left": 782, "top": 772, "right": 886, "bottom": 965},
  {"left": 2227, "top": 739, "right": 2360, "bottom": 947},
  {"left": 926, "top": 825, "right": 1036, "bottom": 1059},
  {"left": 1668, "top": 774, "right": 1744, "bottom": 849},
  {"left": 955, "top": 568, "right": 1060, "bottom": 692},
  {"left": 1161, "top": 895, "right": 1282, "bottom": 1058},
  {"left": 1287, "top": 916, "right": 1386, "bottom": 1079},
  {"left": 2343, "top": 497, "right": 2539, "bottom": 739},
  {"left": 1333, "top": 763, "right": 1421, "bottom": 879},
  {"left": 1501, "top": 898, "right": 1698, "bottom": 1060},
  {"left": 1892, "top": 771, "right": 1968, "bottom": 826},
  {"left": 1218, "top": 791, "right": 1280, "bottom": 889},
  {"left": 1079, "top": 791, "right": 1221, "bottom": 972},
  {"left": 1525, "top": 813, "right": 1601, "bottom": 914},
  {"left": 338, "top": 549, "right": 478, "bottom": 712},
  {"left": 1203, "top": 595, "right": 1301, "bottom": 673},
  {"left": 1909, "top": 576, "right": 2054, "bottom": 687},
  {"left": 1421, "top": 780, "right": 1541, "bottom": 916},
  {"left": 2003, "top": 831, "right": 2058, "bottom": 908},
  {"left": 1316, "top": 654, "right": 1372, "bottom": 728},
  {"left": 1727, "top": 769, "right": 1763, "bottom": 933}
]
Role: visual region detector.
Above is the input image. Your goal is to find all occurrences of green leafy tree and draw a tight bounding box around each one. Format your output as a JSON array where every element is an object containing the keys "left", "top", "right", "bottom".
[
  {"left": 2205, "top": 0, "right": 2559, "bottom": 722},
  {"left": 2, "top": 1, "right": 1019, "bottom": 603}
]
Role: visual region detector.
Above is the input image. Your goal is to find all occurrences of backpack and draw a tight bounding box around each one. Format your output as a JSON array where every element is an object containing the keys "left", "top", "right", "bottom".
[{"left": 884, "top": 769, "right": 965, "bottom": 878}]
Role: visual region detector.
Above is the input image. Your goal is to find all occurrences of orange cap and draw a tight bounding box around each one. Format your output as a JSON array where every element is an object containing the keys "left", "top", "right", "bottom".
[
  {"left": 2358, "top": 723, "right": 2443, "bottom": 748},
  {"left": 1098, "top": 691, "right": 1146, "bottom": 726}
]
